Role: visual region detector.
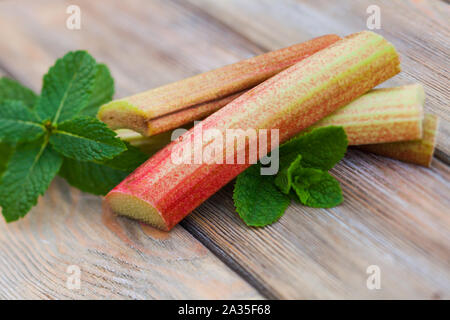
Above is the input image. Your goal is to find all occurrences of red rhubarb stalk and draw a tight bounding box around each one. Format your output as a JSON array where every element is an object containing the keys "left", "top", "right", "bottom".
[
  {"left": 120, "top": 84, "right": 426, "bottom": 163},
  {"left": 98, "top": 35, "right": 341, "bottom": 136},
  {"left": 106, "top": 31, "right": 401, "bottom": 230}
]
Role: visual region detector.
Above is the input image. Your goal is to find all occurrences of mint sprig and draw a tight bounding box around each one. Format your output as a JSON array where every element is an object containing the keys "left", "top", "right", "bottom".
[
  {"left": 58, "top": 143, "right": 148, "bottom": 196},
  {"left": 0, "top": 50, "right": 148, "bottom": 222},
  {"left": 233, "top": 163, "right": 290, "bottom": 227},
  {"left": 0, "top": 77, "right": 37, "bottom": 108},
  {"left": 35, "top": 51, "right": 97, "bottom": 124},
  {"left": 291, "top": 168, "right": 343, "bottom": 208},
  {"left": 234, "top": 126, "right": 348, "bottom": 227},
  {"left": 81, "top": 64, "right": 114, "bottom": 117},
  {"left": 50, "top": 116, "right": 126, "bottom": 161},
  {"left": 0, "top": 100, "right": 46, "bottom": 144},
  {"left": 0, "top": 138, "right": 63, "bottom": 222},
  {"left": 58, "top": 158, "right": 130, "bottom": 196}
]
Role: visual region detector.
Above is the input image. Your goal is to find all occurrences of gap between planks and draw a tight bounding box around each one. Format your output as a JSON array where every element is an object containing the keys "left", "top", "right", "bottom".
[
  {"left": 0, "top": 0, "right": 448, "bottom": 299},
  {"left": 0, "top": 0, "right": 270, "bottom": 299}
]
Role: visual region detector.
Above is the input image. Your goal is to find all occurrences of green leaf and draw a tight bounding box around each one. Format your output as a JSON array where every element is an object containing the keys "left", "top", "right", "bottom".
[
  {"left": 279, "top": 126, "right": 348, "bottom": 171},
  {"left": 59, "top": 157, "right": 130, "bottom": 196},
  {"left": 234, "top": 164, "right": 290, "bottom": 227},
  {"left": 0, "top": 140, "right": 63, "bottom": 222},
  {"left": 0, "top": 77, "right": 37, "bottom": 108},
  {"left": 59, "top": 141, "right": 147, "bottom": 196},
  {"left": 50, "top": 116, "right": 126, "bottom": 161},
  {"left": 0, "top": 142, "right": 13, "bottom": 180},
  {"left": 35, "top": 51, "right": 97, "bottom": 124},
  {"left": 274, "top": 154, "right": 302, "bottom": 194},
  {"left": 291, "top": 168, "right": 343, "bottom": 208},
  {"left": 80, "top": 64, "right": 114, "bottom": 117},
  {"left": 0, "top": 100, "right": 46, "bottom": 143},
  {"left": 101, "top": 142, "right": 148, "bottom": 171}
]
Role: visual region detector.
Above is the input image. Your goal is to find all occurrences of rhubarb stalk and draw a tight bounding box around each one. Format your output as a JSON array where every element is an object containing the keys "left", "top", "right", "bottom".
[
  {"left": 145, "top": 91, "right": 243, "bottom": 136},
  {"left": 98, "top": 35, "right": 341, "bottom": 136},
  {"left": 309, "top": 84, "right": 424, "bottom": 145},
  {"left": 120, "top": 84, "right": 426, "bottom": 162},
  {"left": 359, "top": 114, "right": 439, "bottom": 167},
  {"left": 105, "top": 31, "right": 401, "bottom": 231}
]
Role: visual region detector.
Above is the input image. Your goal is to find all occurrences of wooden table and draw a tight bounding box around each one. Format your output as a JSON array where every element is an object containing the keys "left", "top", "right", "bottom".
[{"left": 0, "top": 0, "right": 448, "bottom": 299}]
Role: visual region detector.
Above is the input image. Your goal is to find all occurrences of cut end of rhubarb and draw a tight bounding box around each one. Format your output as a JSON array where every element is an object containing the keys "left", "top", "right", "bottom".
[
  {"left": 98, "top": 35, "right": 341, "bottom": 136},
  {"left": 106, "top": 192, "right": 169, "bottom": 231},
  {"left": 104, "top": 31, "right": 401, "bottom": 231},
  {"left": 359, "top": 113, "right": 439, "bottom": 167},
  {"left": 98, "top": 100, "right": 149, "bottom": 135}
]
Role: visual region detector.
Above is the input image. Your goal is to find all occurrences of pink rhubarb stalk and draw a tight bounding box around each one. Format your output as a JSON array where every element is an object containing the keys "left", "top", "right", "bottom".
[
  {"left": 98, "top": 35, "right": 341, "bottom": 136},
  {"left": 120, "top": 84, "right": 426, "bottom": 163},
  {"left": 105, "top": 31, "right": 401, "bottom": 230}
]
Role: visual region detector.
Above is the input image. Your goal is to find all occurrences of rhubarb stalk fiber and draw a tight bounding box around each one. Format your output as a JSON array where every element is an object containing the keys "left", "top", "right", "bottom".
[
  {"left": 105, "top": 31, "right": 401, "bottom": 230},
  {"left": 98, "top": 35, "right": 341, "bottom": 136},
  {"left": 120, "top": 84, "right": 426, "bottom": 164},
  {"left": 359, "top": 114, "right": 438, "bottom": 167}
]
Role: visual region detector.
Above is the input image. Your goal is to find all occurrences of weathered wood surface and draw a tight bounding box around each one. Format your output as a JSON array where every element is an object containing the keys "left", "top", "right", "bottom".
[
  {"left": 186, "top": 0, "right": 450, "bottom": 158},
  {"left": 0, "top": 0, "right": 267, "bottom": 300},
  {"left": 185, "top": 152, "right": 450, "bottom": 299},
  {"left": 0, "top": 0, "right": 449, "bottom": 299},
  {"left": 0, "top": 178, "right": 261, "bottom": 299}
]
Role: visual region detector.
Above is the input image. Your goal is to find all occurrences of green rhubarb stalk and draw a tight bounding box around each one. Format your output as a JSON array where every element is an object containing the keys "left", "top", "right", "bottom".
[
  {"left": 309, "top": 84, "right": 424, "bottom": 145},
  {"left": 359, "top": 113, "right": 439, "bottom": 167},
  {"left": 105, "top": 31, "right": 401, "bottom": 231},
  {"left": 98, "top": 35, "right": 341, "bottom": 136},
  {"left": 120, "top": 84, "right": 427, "bottom": 165}
]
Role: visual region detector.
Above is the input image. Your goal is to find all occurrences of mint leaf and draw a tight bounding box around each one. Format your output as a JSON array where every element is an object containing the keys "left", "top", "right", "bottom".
[
  {"left": 275, "top": 154, "right": 302, "bottom": 194},
  {"left": 275, "top": 126, "right": 347, "bottom": 195},
  {"left": 0, "top": 142, "right": 13, "bottom": 180},
  {"left": 279, "top": 126, "right": 347, "bottom": 171},
  {"left": 291, "top": 168, "right": 343, "bottom": 208},
  {"left": 0, "top": 77, "right": 37, "bottom": 108},
  {"left": 234, "top": 164, "right": 290, "bottom": 227},
  {"left": 59, "top": 142, "right": 147, "bottom": 195},
  {"left": 0, "top": 140, "right": 63, "bottom": 222},
  {"left": 59, "top": 157, "right": 130, "bottom": 196},
  {"left": 0, "top": 100, "right": 45, "bottom": 143},
  {"left": 50, "top": 116, "right": 125, "bottom": 162},
  {"left": 35, "top": 51, "right": 97, "bottom": 124},
  {"left": 101, "top": 142, "right": 148, "bottom": 171},
  {"left": 80, "top": 64, "right": 114, "bottom": 117},
  {"left": 234, "top": 126, "right": 348, "bottom": 226}
]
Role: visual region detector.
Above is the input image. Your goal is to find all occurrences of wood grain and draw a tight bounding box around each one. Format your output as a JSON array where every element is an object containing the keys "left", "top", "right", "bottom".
[
  {"left": 0, "top": 0, "right": 267, "bottom": 299},
  {"left": 184, "top": 152, "right": 450, "bottom": 299},
  {"left": 0, "top": 0, "right": 264, "bottom": 96},
  {"left": 184, "top": 0, "right": 450, "bottom": 158},
  {"left": 0, "top": 0, "right": 448, "bottom": 299},
  {"left": 0, "top": 178, "right": 262, "bottom": 299}
]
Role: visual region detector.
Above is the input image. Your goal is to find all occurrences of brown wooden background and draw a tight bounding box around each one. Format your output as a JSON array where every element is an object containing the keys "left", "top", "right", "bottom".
[{"left": 0, "top": 0, "right": 448, "bottom": 299}]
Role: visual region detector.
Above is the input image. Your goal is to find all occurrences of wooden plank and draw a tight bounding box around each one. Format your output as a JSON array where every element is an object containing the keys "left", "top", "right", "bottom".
[
  {"left": 0, "top": 0, "right": 448, "bottom": 300},
  {"left": 183, "top": 152, "right": 450, "bottom": 299},
  {"left": 184, "top": 0, "right": 450, "bottom": 158},
  {"left": 0, "top": 178, "right": 261, "bottom": 299},
  {"left": 172, "top": 0, "right": 450, "bottom": 298},
  {"left": 0, "top": 0, "right": 264, "bottom": 299},
  {"left": 0, "top": 64, "right": 13, "bottom": 78},
  {"left": 0, "top": 0, "right": 264, "bottom": 96}
]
